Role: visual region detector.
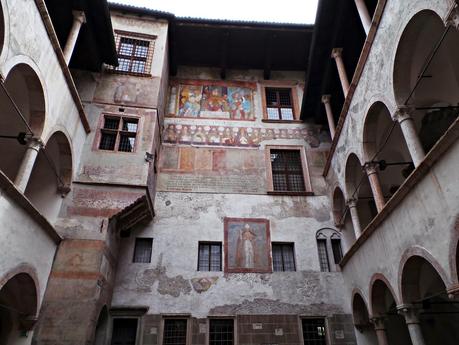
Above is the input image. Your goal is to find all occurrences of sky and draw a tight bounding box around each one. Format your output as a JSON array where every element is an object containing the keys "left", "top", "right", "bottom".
[{"left": 109, "top": 0, "right": 319, "bottom": 24}]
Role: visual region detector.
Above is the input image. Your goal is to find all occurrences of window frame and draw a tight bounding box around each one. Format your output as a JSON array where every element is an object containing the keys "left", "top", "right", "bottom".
[
  {"left": 160, "top": 316, "right": 190, "bottom": 345},
  {"left": 316, "top": 236, "right": 330, "bottom": 272},
  {"left": 197, "top": 242, "right": 222, "bottom": 272},
  {"left": 95, "top": 113, "right": 141, "bottom": 154},
  {"left": 316, "top": 229, "right": 342, "bottom": 272},
  {"left": 271, "top": 242, "right": 296, "bottom": 272},
  {"left": 133, "top": 237, "right": 153, "bottom": 263},
  {"left": 108, "top": 30, "right": 157, "bottom": 77},
  {"left": 207, "top": 318, "right": 235, "bottom": 345},
  {"left": 261, "top": 83, "right": 301, "bottom": 122},
  {"left": 265, "top": 145, "right": 313, "bottom": 196},
  {"left": 299, "top": 317, "right": 328, "bottom": 345}
]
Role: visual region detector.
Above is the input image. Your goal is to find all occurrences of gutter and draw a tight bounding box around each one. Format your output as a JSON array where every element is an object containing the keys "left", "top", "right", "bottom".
[{"left": 34, "top": 0, "right": 91, "bottom": 134}]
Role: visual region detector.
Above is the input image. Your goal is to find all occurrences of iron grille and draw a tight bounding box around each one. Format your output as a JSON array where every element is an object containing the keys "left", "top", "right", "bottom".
[
  {"left": 265, "top": 88, "right": 294, "bottom": 120},
  {"left": 198, "top": 243, "right": 222, "bottom": 271},
  {"left": 209, "top": 319, "right": 234, "bottom": 345},
  {"left": 99, "top": 115, "right": 138, "bottom": 153},
  {"left": 111, "top": 318, "right": 138, "bottom": 345},
  {"left": 133, "top": 238, "right": 153, "bottom": 263},
  {"left": 302, "top": 319, "right": 327, "bottom": 345},
  {"left": 163, "top": 319, "right": 187, "bottom": 345},
  {"left": 272, "top": 243, "right": 296, "bottom": 271},
  {"left": 270, "top": 150, "right": 305, "bottom": 192},
  {"left": 317, "top": 239, "right": 330, "bottom": 272}
]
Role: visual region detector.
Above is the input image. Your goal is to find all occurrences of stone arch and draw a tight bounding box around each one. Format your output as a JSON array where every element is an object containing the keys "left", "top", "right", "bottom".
[
  {"left": 0, "top": 0, "right": 5, "bottom": 61},
  {"left": 344, "top": 153, "right": 376, "bottom": 230},
  {"left": 449, "top": 216, "right": 459, "bottom": 286},
  {"left": 0, "top": 266, "right": 39, "bottom": 343},
  {"left": 24, "top": 130, "right": 72, "bottom": 222},
  {"left": 0, "top": 61, "right": 46, "bottom": 181},
  {"left": 393, "top": 9, "right": 459, "bottom": 153},
  {"left": 352, "top": 290, "right": 377, "bottom": 344},
  {"left": 332, "top": 186, "right": 345, "bottom": 227},
  {"left": 369, "top": 273, "right": 400, "bottom": 316}
]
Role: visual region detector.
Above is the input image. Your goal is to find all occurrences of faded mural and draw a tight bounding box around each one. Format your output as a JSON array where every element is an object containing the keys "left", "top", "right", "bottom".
[
  {"left": 169, "top": 81, "right": 255, "bottom": 120},
  {"left": 224, "top": 218, "right": 272, "bottom": 273}
]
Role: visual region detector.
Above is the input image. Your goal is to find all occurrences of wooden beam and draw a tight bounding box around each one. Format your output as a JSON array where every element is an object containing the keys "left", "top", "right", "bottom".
[
  {"left": 220, "top": 30, "right": 230, "bottom": 79},
  {"left": 264, "top": 33, "right": 276, "bottom": 80}
]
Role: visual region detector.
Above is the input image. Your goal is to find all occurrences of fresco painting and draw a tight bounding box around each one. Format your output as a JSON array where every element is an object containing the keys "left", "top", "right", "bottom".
[
  {"left": 173, "top": 83, "right": 254, "bottom": 120},
  {"left": 224, "top": 218, "right": 272, "bottom": 273}
]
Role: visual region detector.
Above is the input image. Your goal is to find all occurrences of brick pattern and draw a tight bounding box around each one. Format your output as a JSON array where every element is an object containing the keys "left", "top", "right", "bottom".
[{"left": 237, "top": 315, "right": 300, "bottom": 345}]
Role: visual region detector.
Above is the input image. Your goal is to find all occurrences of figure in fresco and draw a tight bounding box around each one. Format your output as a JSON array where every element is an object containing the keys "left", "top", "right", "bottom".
[
  {"left": 178, "top": 85, "right": 202, "bottom": 117},
  {"left": 221, "top": 127, "right": 234, "bottom": 146},
  {"left": 201, "top": 86, "right": 229, "bottom": 113},
  {"left": 228, "top": 87, "right": 252, "bottom": 120},
  {"left": 236, "top": 224, "right": 257, "bottom": 268},
  {"left": 208, "top": 127, "right": 221, "bottom": 144},
  {"left": 236, "top": 128, "right": 249, "bottom": 145},
  {"left": 164, "top": 124, "right": 177, "bottom": 142},
  {"left": 193, "top": 126, "right": 207, "bottom": 144},
  {"left": 179, "top": 126, "right": 192, "bottom": 143}
]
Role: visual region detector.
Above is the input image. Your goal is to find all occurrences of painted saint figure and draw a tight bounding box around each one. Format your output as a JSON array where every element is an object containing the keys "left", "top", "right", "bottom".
[{"left": 236, "top": 224, "right": 257, "bottom": 268}]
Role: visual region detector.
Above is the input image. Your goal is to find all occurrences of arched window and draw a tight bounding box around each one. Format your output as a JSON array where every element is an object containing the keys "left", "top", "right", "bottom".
[{"left": 316, "top": 229, "right": 343, "bottom": 272}]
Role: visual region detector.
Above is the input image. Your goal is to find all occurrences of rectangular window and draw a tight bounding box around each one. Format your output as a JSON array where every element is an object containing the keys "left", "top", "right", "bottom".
[
  {"left": 265, "top": 88, "right": 294, "bottom": 120},
  {"left": 317, "top": 239, "right": 330, "bottom": 272},
  {"left": 272, "top": 243, "right": 296, "bottom": 272},
  {"left": 163, "top": 319, "right": 187, "bottom": 345},
  {"left": 198, "top": 242, "right": 222, "bottom": 271},
  {"left": 270, "top": 149, "right": 305, "bottom": 192},
  {"left": 111, "top": 318, "right": 138, "bottom": 345},
  {"left": 331, "top": 238, "right": 343, "bottom": 264},
  {"left": 99, "top": 115, "right": 138, "bottom": 153},
  {"left": 209, "top": 319, "right": 234, "bottom": 345},
  {"left": 302, "top": 319, "right": 326, "bottom": 345},
  {"left": 133, "top": 238, "right": 153, "bottom": 263}
]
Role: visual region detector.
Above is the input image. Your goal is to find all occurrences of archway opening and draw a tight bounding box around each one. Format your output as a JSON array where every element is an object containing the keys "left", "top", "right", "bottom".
[
  {"left": 401, "top": 256, "right": 459, "bottom": 344},
  {"left": 352, "top": 294, "right": 377, "bottom": 345},
  {"left": 0, "top": 273, "right": 38, "bottom": 343},
  {"left": 394, "top": 10, "right": 459, "bottom": 154},
  {"left": 332, "top": 187, "right": 354, "bottom": 252},
  {"left": 0, "top": 64, "right": 45, "bottom": 181},
  {"left": 24, "top": 131, "right": 72, "bottom": 222},
  {"left": 371, "top": 279, "right": 410, "bottom": 344},
  {"left": 345, "top": 154, "right": 377, "bottom": 230},
  {"left": 363, "top": 102, "right": 413, "bottom": 198},
  {"left": 94, "top": 306, "right": 109, "bottom": 345}
]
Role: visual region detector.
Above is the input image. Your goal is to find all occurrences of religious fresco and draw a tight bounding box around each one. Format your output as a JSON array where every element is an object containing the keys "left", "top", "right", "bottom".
[
  {"left": 163, "top": 123, "right": 322, "bottom": 148},
  {"left": 169, "top": 82, "right": 255, "bottom": 120},
  {"left": 224, "top": 218, "right": 272, "bottom": 273}
]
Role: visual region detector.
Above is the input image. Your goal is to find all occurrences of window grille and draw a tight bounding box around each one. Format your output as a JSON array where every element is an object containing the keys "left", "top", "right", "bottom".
[
  {"left": 107, "top": 31, "right": 155, "bottom": 76},
  {"left": 163, "top": 319, "right": 187, "bottom": 345},
  {"left": 198, "top": 242, "right": 222, "bottom": 271},
  {"left": 99, "top": 115, "right": 138, "bottom": 153},
  {"left": 265, "top": 88, "right": 294, "bottom": 120},
  {"left": 272, "top": 243, "right": 296, "bottom": 271},
  {"left": 301, "top": 319, "right": 326, "bottom": 345},
  {"left": 209, "top": 319, "right": 234, "bottom": 345},
  {"left": 133, "top": 238, "right": 153, "bottom": 263},
  {"left": 317, "top": 239, "right": 330, "bottom": 272},
  {"left": 331, "top": 238, "right": 343, "bottom": 264},
  {"left": 270, "top": 150, "right": 305, "bottom": 192},
  {"left": 111, "top": 318, "right": 138, "bottom": 345}
]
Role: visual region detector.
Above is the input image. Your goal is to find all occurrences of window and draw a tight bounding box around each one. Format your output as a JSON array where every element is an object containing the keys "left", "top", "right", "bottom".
[
  {"left": 198, "top": 242, "right": 222, "bottom": 271},
  {"left": 272, "top": 243, "right": 296, "bottom": 271},
  {"left": 301, "top": 319, "right": 326, "bottom": 345},
  {"left": 209, "top": 319, "right": 234, "bottom": 345},
  {"left": 109, "top": 31, "right": 156, "bottom": 75},
  {"left": 270, "top": 149, "right": 306, "bottom": 192},
  {"left": 265, "top": 88, "right": 294, "bottom": 120},
  {"left": 111, "top": 318, "right": 138, "bottom": 345},
  {"left": 133, "top": 238, "right": 153, "bottom": 263},
  {"left": 331, "top": 236, "right": 343, "bottom": 264},
  {"left": 99, "top": 115, "right": 139, "bottom": 153},
  {"left": 317, "top": 238, "right": 330, "bottom": 272},
  {"left": 163, "top": 319, "right": 187, "bottom": 345}
]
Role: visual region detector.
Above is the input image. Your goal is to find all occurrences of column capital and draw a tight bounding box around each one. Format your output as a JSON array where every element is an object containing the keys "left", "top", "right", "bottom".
[
  {"left": 331, "top": 48, "right": 343, "bottom": 59},
  {"left": 72, "top": 10, "right": 87, "bottom": 25},
  {"left": 397, "top": 304, "right": 421, "bottom": 324},
  {"left": 447, "top": 284, "right": 459, "bottom": 299},
  {"left": 321, "top": 94, "right": 331, "bottom": 104},
  {"left": 346, "top": 198, "right": 358, "bottom": 208},
  {"left": 394, "top": 106, "right": 415, "bottom": 123},
  {"left": 446, "top": 6, "right": 459, "bottom": 30},
  {"left": 27, "top": 137, "right": 44, "bottom": 150},
  {"left": 363, "top": 161, "right": 379, "bottom": 175},
  {"left": 370, "top": 316, "right": 387, "bottom": 331}
]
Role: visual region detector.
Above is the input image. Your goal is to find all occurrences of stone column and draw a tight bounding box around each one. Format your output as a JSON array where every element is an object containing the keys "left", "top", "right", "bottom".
[
  {"left": 364, "top": 162, "right": 385, "bottom": 212},
  {"left": 63, "top": 11, "right": 86, "bottom": 64},
  {"left": 371, "top": 317, "right": 389, "bottom": 345},
  {"left": 14, "top": 137, "right": 43, "bottom": 192},
  {"left": 354, "top": 0, "right": 372, "bottom": 35},
  {"left": 321, "top": 95, "right": 336, "bottom": 139},
  {"left": 397, "top": 304, "right": 426, "bottom": 345},
  {"left": 347, "top": 198, "right": 362, "bottom": 238},
  {"left": 331, "top": 48, "right": 350, "bottom": 97},
  {"left": 394, "top": 107, "right": 425, "bottom": 167}
]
